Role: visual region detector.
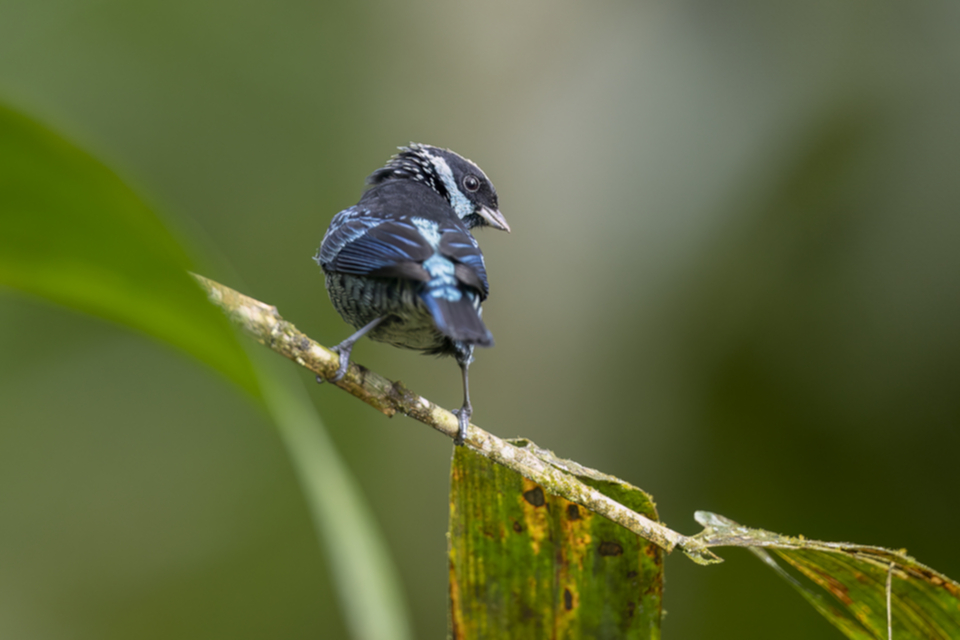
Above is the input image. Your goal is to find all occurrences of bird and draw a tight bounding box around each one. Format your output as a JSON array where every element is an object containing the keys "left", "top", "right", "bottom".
[{"left": 315, "top": 143, "right": 510, "bottom": 445}]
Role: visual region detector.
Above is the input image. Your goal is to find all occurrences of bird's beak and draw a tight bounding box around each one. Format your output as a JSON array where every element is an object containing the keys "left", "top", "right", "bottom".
[{"left": 478, "top": 205, "right": 511, "bottom": 232}]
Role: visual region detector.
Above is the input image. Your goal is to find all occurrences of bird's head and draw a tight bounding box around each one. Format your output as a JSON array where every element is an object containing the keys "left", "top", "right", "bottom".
[{"left": 368, "top": 143, "right": 510, "bottom": 232}]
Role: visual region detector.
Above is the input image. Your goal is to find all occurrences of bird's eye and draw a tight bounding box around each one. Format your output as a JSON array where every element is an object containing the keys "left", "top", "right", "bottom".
[{"left": 463, "top": 175, "right": 481, "bottom": 192}]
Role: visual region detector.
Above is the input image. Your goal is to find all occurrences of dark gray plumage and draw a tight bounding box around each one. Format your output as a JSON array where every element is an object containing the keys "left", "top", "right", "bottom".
[{"left": 315, "top": 144, "right": 510, "bottom": 444}]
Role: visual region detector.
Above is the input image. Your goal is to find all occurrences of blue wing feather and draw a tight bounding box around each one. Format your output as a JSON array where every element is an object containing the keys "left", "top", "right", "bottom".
[
  {"left": 440, "top": 230, "right": 489, "bottom": 296},
  {"left": 319, "top": 207, "right": 490, "bottom": 299},
  {"left": 320, "top": 212, "right": 431, "bottom": 274}
]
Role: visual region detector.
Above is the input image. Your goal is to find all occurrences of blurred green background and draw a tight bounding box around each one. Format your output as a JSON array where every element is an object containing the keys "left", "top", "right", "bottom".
[{"left": 1, "top": 1, "right": 959, "bottom": 638}]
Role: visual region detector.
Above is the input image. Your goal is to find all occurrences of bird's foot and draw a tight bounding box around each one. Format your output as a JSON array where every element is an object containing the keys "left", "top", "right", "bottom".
[
  {"left": 324, "top": 317, "right": 384, "bottom": 383},
  {"left": 451, "top": 407, "right": 471, "bottom": 446},
  {"left": 329, "top": 343, "right": 352, "bottom": 382}
]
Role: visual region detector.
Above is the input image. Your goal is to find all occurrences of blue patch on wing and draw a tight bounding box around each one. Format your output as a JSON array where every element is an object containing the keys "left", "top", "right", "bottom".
[
  {"left": 320, "top": 215, "right": 434, "bottom": 275},
  {"left": 439, "top": 229, "right": 489, "bottom": 296}
]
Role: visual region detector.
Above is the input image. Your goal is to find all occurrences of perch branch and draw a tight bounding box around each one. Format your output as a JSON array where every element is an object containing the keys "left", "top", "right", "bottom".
[{"left": 192, "top": 273, "right": 719, "bottom": 564}]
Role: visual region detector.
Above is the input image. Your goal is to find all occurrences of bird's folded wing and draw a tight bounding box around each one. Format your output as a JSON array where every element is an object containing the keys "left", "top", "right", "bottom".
[
  {"left": 439, "top": 230, "right": 489, "bottom": 297},
  {"left": 319, "top": 209, "right": 490, "bottom": 297},
  {"left": 319, "top": 211, "right": 429, "bottom": 273}
]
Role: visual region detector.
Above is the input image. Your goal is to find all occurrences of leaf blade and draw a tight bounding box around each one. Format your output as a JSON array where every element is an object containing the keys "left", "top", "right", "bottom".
[
  {"left": 0, "top": 101, "right": 259, "bottom": 395},
  {"left": 449, "top": 441, "right": 662, "bottom": 639},
  {"left": 0, "top": 101, "right": 413, "bottom": 640},
  {"left": 695, "top": 511, "right": 960, "bottom": 639}
]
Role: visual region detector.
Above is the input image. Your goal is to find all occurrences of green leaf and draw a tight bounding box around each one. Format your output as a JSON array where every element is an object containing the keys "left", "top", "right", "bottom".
[
  {"left": 694, "top": 511, "right": 960, "bottom": 639},
  {"left": 0, "top": 101, "right": 259, "bottom": 395},
  {"left": 449, "top": 440, "right": 662, "bottom": 639},
  {"left": 0, "top": 101, "right": 412, "bottom": 640}
]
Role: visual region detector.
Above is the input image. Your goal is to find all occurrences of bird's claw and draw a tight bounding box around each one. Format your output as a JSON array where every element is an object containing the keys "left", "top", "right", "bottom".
[
  {"left": 451, "top": 407, "right": 470, "bottom": 446},
  {"left": 329, "top": 345, "right": 350, "bottom": 382}
]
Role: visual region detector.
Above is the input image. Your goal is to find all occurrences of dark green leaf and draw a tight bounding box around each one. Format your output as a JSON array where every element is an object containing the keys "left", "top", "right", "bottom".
[{"left": 0, "top": 101, "right": 412, "bottom": 640}]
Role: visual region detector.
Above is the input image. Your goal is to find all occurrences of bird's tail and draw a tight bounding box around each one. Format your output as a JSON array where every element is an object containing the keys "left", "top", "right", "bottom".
[{"left": 420, "top": 290, "right": 494, "bottom": 347}]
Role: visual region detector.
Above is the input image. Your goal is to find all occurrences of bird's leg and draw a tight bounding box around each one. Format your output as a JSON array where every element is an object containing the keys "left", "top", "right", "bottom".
[
  {"left": 326, "top": 316, "right": 385, "bottom": 382},
  {"left": 451, "top": 346, "right": 475, "bottom": 445}
]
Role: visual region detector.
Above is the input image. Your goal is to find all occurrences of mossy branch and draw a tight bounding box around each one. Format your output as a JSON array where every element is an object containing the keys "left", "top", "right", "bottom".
[{"left": 192, "top": 273, "right": 721, "bottom": 564}]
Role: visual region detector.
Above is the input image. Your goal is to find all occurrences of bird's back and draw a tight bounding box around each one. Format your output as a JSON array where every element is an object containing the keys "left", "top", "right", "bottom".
[{"left": 319, "top": 180, "right": 492, "bottom": 355}]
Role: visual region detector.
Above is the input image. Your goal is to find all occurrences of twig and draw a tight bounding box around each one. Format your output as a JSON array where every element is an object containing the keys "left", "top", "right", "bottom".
[{"left": 192, "top": 273, "right": 720, "bottom": 564}]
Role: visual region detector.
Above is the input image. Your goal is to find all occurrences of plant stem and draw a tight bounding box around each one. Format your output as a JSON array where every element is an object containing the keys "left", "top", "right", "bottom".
[{"left": 192, "top": 273, "right": 721, "bottom": 565}]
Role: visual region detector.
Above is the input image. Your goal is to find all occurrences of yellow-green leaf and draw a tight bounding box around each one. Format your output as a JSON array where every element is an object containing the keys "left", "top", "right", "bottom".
[
  {"left": 695, "top": 511, "right": 960, "bottom": 639},
  {"left": 449, "top": 441, "right": 662, "bottom": 639}
]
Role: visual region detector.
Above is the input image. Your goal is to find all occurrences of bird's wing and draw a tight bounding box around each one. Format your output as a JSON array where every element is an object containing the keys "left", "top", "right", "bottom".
[
  {"left": 319, "top": 207, "right": 489, "bottom": 297},
  {"left": 318, "top": 208, "right": 431, "bottom": 277},
  {"left": 439, "top": 227, "right": 489, "bottom": 297}
]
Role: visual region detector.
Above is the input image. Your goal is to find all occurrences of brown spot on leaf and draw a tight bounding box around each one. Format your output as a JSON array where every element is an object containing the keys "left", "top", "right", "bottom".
[
  {"left": 599, "top": 541, "right": 624, "bottom": 557},
  {"left": 513, "top": 521, "right": 524, "bottom": 533},
  {"left": 523, "top": 486, "right": 545, "bottom": 507},
  {"left": 564, "top": 588, "right": 574, "bottom": 611},
  {"left": 567, "top": 504, "right": 580, "bottom": 520},
  {"left": 811, "top": 568, "right": 853, "bottom": 605}
]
